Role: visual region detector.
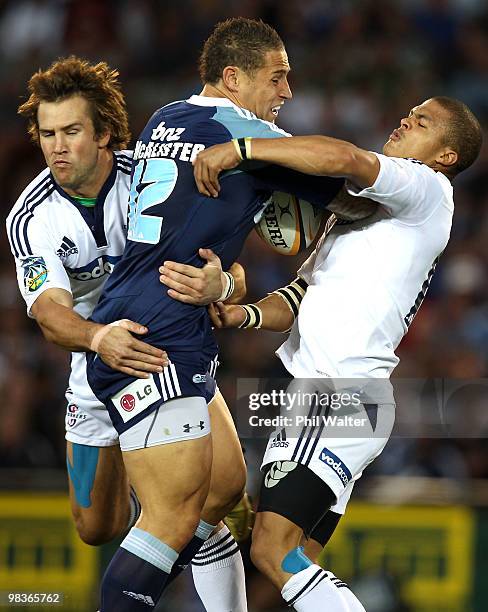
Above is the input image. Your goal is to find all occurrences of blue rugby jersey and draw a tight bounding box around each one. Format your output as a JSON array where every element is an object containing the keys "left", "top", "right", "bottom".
[{"left": 90, "top": 95, "right": 342, "bottom": 356}]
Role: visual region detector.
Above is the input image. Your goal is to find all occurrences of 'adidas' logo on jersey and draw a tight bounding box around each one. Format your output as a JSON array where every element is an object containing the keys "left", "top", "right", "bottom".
[
  {"left": 122, "top": 591, "right": 155, "bottom": 606},
  {"left": 56, "top": 236, "right": 78, "bottom": 258},
  {"left": 270, "top": 429, "right": 289, "bottom": 448}
]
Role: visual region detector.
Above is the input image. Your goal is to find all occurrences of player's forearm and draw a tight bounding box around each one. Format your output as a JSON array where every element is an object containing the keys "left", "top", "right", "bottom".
[
  {"left": 33, "top": 300, "right": 101, "bottom": 352},
  {"left": 253, "top": 293, "right": 295, "bottom": 332},
  {"left": 247, "top": 276, "right": 307, "bottom": 332},
  {"left": 224, "top": 262, "right": 246, "bottom": 304},
  {"left": 247, "top": 136, "right": 379, "bottom": 188}
]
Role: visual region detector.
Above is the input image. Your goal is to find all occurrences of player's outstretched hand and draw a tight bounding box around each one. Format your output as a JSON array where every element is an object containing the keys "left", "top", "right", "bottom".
[
  {"left": 208, "top": 302, "right": 246, "bottom": 329},
  {"left": 160, "top": 248, "right": 224, "bottom": 305},
  {"left": 91, "top": 319, "right": 168, "bottom": 379},
  {"left": 193, "top": 141, "right": 241, "bottom": 197}
]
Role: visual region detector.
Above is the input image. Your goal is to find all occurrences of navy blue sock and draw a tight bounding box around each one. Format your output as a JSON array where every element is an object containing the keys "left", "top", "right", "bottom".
[
  {"left": 165, "top": 519, "right": 216, "bottom": 587},
  {"left": 100, "top": 527, "right": 178, "bottom": 611}
]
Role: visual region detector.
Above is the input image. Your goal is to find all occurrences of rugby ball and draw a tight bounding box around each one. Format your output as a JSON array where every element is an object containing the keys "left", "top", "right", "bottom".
[{"left": 255, "top": 192, "right": 325, "bottom": 256}]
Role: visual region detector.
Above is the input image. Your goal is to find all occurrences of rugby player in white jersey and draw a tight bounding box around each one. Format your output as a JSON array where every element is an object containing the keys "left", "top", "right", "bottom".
[
  {"left": 169, "top": 95, "right": 482, "bottom": 610},
  {"left": 6, "top": 56, "right": 251, "bottom": 611}
]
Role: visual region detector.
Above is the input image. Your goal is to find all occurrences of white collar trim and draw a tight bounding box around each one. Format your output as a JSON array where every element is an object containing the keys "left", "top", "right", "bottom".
[{"left": 186, "top": 94, "right": 237, "bottom": 108}]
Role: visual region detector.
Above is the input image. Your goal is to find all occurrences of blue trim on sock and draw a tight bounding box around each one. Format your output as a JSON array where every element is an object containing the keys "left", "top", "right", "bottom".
[
  {"left": 121, "top": 528, "right": 178, "bottom": 573},
  {"left": 195, "top": 519, "right": 216, "bottom": 540},
  {"left": 282, "top": 546, "right": 313, "bottom": 574},
  {"left": 66, "top": 444, "right": 99, "bottom": 508}
]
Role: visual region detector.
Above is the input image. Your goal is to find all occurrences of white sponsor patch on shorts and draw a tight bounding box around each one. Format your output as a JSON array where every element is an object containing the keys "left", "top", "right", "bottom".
[{"left": 112, "top": 378, "right": 161, "bottom": 423}]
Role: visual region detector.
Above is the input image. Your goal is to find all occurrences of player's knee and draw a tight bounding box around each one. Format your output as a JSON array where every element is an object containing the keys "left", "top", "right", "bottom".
[
  {"left": 73, "top": 516, "right": 115, "bottom": 546},
  {"left": 72, "top": 509, "right": 124, "bottom": 546},
  {"left": 251, "top": 511, "right": 304, "bottom": 576},
  {"left": 225, "top": 467, "right": 247, "bottom": 509},
  {"left": 204, "top": 457, "right": 246, "bottom": 520},
  {"left": 206, "top": 476, "right": 246, "bottom": 521},
  {"left": 139, "top": 505, "right": 201, "bottom": 550},
  {"left": 227, "top": 451, "right": 247, "bottom": 494}
]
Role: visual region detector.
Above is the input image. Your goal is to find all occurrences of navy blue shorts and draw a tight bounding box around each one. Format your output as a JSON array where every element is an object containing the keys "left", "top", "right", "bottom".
[{"left": 86, "top": 350, "right": 218, "bottom": 435}]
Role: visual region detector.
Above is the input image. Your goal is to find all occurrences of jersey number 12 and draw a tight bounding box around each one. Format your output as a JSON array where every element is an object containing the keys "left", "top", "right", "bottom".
[{"left": 127, "top": 158, "right": 178, "bottom": 244}]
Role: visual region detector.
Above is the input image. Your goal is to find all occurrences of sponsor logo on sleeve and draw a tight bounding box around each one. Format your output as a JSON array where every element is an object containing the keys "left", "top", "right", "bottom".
[
  {"left": 21, "top": 256, "right": 48, "bottom": 292},
  {"left": 112, "top": 378, "right": 161, "bottom": 423},
  {"left": 319, "top": 447, "right": 352, "bottom": 487}
]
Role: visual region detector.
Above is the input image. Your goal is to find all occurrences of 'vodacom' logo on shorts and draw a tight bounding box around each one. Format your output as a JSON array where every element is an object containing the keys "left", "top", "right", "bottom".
[{"left": 319, "top": 447, "right": 352, "bottom": 487}]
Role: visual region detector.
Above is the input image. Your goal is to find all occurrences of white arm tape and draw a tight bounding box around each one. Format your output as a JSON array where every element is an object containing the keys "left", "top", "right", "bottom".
[
  {"left": 238, "top": 304, "right": 263, "bottom": 329},
  {"left": 218, "top": 271, "right": 235, "bottom": 302},
  {"left": 90, "top": 319, "right": 130, "bottom": 353},
  {"left": 271, "top": 277, "right": 308, "bottom": 319}
]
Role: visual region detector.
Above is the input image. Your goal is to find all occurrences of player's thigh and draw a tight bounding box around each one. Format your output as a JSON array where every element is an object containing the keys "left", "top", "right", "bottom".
[
  {"left": 67, "top": 441, "right": 129, "bottom": 543},
  {"left": 207, "top": 391, "right": 247, "bottom": 500},
  {"left": 118, "top": 395, "right": 214, "bottom": 512},
  {"left": 122, "top": 426, "right": 212, "bottom": 523}
]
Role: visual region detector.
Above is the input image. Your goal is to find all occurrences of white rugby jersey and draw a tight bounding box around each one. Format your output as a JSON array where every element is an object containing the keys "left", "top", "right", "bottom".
[
  {"left": 277, "top": 154, "right": 454, "bottom": 379},
  {"left": 6, "top": 150, "right": 132, "bottom": 320},
  {"left": 6, "top": 151, "right": 132, "bottom": 411}
]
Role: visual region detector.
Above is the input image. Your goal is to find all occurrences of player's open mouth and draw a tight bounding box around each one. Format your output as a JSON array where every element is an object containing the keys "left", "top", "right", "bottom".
[
  {"left": 271, "top": 105, "right": 281, "bottom": 117},
  {"left": 389, "top": 129, "right": 401, "bottom": 141}
]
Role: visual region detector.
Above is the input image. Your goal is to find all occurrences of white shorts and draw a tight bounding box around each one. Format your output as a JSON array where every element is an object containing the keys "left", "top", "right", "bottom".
[
  {"left": 261, "top": 379, "right": 395, "bottom": 512},
  {"left": 119, "top": 396, "right": 211, "bottom": 452},
  {"left": 65, "top": 353, "right": 118, "bottom": 447}
]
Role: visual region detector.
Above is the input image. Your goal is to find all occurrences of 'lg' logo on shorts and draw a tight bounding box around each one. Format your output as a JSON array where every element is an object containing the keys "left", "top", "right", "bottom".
[
  {"left": 120, "top": 394, "right": 136, "bottom": 411},
  {"left": 120, "top": 386, "right": 153, "bottom": 412}
]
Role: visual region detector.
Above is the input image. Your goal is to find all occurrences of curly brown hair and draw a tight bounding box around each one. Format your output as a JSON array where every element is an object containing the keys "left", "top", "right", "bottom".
[
  {"left": 199, "top": 17, "right": 284, "bottom": 85},
  {"left": 18, "top": 56, "right": 130, "bottom": 150}
]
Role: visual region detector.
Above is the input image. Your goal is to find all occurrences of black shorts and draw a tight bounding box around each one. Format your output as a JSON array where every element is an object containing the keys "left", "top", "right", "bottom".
[{"left": 258, "top": 460, "right": 338, "bottom": 540}]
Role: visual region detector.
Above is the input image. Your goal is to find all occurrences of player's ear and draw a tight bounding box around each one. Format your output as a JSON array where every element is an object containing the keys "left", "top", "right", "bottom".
[
  {"left": 222, "top": 66, "right": 240, "bottom": 93},
  {"left": 97, "top": 130, "right": 111, "bottom": 149},
  {"left": 436, "top": 147, "right": 457, "bottom": 172}
]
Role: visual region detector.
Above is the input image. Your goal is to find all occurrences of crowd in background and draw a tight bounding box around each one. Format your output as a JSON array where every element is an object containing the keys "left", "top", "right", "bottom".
[{"left": 0, "top": 0, "right": 487, "bottom": 486}]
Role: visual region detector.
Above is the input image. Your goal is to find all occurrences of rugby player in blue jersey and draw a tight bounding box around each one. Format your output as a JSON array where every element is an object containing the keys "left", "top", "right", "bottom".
[{"left": 87, "top": 17, "right": 344, "bottom": 611}]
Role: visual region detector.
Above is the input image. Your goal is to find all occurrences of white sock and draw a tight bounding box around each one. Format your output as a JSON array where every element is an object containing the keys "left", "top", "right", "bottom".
[
  {"left": 327, "top": 572, "right": 365, "bottom": 611},
  {"left": 191, "top": 524, "right": 247, "bottom": 612},
  {"left": 281, "top": 564, "right": 351, "bottom": 611}
]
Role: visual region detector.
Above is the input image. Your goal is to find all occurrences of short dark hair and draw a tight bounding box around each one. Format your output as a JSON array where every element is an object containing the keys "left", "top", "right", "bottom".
[
  {"left": 199, "top": 17, "right": 284, "bottom": 85},
  {"left": 18, "top": 56, "right": 130, "bottom": 150},
  {"left": 432, "top": 96, "right": 482, "bottom": 178}
]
